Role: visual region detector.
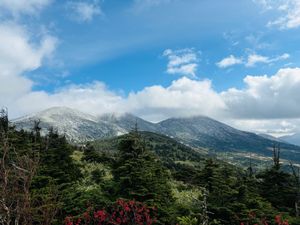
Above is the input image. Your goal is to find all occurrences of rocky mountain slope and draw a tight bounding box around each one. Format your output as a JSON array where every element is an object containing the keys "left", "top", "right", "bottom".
[
  {"left": 13, "top": 107, "right": 300, "bottom": 164},
  {"left": 13, "top": 107, "right": 126, "bottom": 143}
]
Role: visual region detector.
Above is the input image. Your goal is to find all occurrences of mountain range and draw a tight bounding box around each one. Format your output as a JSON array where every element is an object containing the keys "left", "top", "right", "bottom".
[{"left": 12, "top": 106, "right": 300, "bottom": 165}]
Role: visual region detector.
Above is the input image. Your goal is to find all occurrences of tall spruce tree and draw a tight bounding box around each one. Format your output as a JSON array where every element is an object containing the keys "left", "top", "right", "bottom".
[
  {"left": 112, "top": 129, "right": 173, "bottom": 207},
  {"left": 35, "top": 129, "right": 81, "bottom": 187},
  {"left": 257, "top": 145, "right": 297, "bottom": 212}
]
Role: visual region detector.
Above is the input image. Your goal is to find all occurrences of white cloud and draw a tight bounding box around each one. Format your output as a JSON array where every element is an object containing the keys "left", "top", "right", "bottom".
[
  {"left": 246, "top": 53, "right": 290, "bottom": 67},
  {"left": 163, "top": 48, "right": 199, "bottom": 78},
  {"left": 222, "top": 68, "right": 300, "bottom": 120},
  {"left": 0, "top": 22, "right": 57, "bottom": 112},
  {"left": 0, "top": 0, "right": 51, "bottom": 16},
  {"left": 126, "top": 67, "right": 300, "bottom": 125},
  {"left": 11, "top": 82, "right": 123, "bottom": 118},
  {"left": 67, "top": 1, "right": 102, "bottom": 23},
  {"left": 0, "top": 22, "right": 56, "bottom": 76},
  {"left": 125, "top": 77, "right": 226, "bottom": 121},
  {"left": 245, "top": 53, "right": 270, "bottom": 67},
  {"left": 226, "top": 118, "right": 299, "bottom": 137},
  {"left": 254, "top": 0, "right": 300, "bottom": 29},
  {"left": 217, "top": 52, "right": 290, "bottom": 68},
  {"left": 8, "top": 77, "right": 226, "bottom": 122},
  {"left": 12, "top": 67, "right": 300, "bottom": 136},
  {"left": 216, "top": 55, "right": 243, "bottom": 68}
]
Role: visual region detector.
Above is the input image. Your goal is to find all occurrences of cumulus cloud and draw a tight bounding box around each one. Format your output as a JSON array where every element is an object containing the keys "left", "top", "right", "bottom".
[
  {"left": 0, "top": 22, "right": 57, "bottom": 109},
  {"left": 67, "top": 1, "right": 102, "bottom": 23},
  {"left": 216, "top": 55, "right": 243, "bottom": 68},
  {"left": 8, "top": 77, "right": 226, "bottom": 122},
  {"left": 10, "top": 82, "right": 123, "bottom": 118},
  {"left": 222, "top": 68, "right": 300, "bottom": 119},
  {"left": 125, "top": 77, "right": 226, "bottom": 121},
  {"left": 0, "top": 23, "right": 56, "bottom": 76},
  {"left": 163, "top": 48, "right": 199, "bottom": 78},
  {"left": 254, "top": 0, "right": 300, "bottom": 29},
  {"left": 0, "top": 0, "right": 51, "bottom": 16}
]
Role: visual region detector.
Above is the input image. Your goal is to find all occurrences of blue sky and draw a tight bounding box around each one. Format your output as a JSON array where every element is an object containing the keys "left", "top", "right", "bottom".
[
  {"left": 1, "top": 0, "right": 300, "bottom": 136},
  {"left": 26, "top": 0, "right": 295, "bottom": 92}
]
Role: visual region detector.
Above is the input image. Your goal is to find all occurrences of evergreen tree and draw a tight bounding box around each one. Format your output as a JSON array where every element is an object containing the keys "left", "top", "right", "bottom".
[
  {"left": 35, "top": 129, "right": 81, "bottom": 188},
  {"left": 258, "top": 166, "right": 297, "bottom": 212},
  {"left": 112, "top": 130, "right": 174, "bottom": 222},
  {"left": 82, "top": 143, "right": 100, "bottom": 162},
  {"left": 258, "top": 145, "right": 297, "bottom": 212},
  {"left": 113, "top": 130, "right": 172, "bottom": 204}
]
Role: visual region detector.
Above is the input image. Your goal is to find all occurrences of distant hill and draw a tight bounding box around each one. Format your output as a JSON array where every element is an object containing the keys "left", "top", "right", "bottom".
[
  {"left": 258, "top": 133, "right": 284, "bottom": 142},
  {"left": 92, "top": 131, "right": 207, "bottom": 167},
  {"left": 157, "top": 116, "right": 300, "bottom": 158},
  {"left": 280, "top": 133, "right": 300, "bottom": 146},
  {"left": 13, "top": 107, "right": 300, "bottom": 165}
]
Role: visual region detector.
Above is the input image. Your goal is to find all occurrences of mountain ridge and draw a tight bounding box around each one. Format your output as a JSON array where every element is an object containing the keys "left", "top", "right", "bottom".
[{"left": 12, "top": 107, "right": 300, "bottom": 164}]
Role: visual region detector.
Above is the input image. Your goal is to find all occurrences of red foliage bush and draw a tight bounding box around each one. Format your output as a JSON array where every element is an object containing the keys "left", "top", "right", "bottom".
[
  {"left": 65, "top": 199, "right": 157, "bottom": 225},
  {"left": 240, "top": 212, "right": 289, "bottom": 225}
]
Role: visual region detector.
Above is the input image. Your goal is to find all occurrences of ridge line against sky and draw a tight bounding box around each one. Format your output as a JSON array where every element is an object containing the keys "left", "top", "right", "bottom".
[{"left": 1, "top": 0, "right": 300, "bottom": 137}]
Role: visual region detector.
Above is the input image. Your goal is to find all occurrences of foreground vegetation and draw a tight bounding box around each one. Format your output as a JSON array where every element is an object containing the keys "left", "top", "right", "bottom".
[{"left": 1, "top": 109, "right": 300, "bottom": 224}]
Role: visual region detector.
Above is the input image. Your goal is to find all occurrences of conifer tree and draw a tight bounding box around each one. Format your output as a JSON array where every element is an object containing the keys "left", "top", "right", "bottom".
[
  {"left": 36, "top": 129, "right": 81, "bottom": 187},
  {"left": 112, "top": 129, "right": 173, "bottom": 207}
]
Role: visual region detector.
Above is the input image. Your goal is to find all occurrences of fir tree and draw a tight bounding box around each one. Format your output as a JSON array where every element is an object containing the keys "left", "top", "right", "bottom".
[
  {"left": 112, "top": 130, "right": 173, "bottom": 218},
  {"left": 113, "top": 130, "right": 172, "bottom": 203}
]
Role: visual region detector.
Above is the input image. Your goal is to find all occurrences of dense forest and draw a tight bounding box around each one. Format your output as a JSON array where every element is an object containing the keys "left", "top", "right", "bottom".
[{"left": 1, "top": 109, "right": 300, "bottom": 225}]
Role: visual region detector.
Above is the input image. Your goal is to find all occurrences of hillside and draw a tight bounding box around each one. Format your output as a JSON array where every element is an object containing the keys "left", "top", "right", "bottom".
[
  {"left": 13, "top": 107, "right": 300, "bottom": 165},
  {"left": 281, "top": 133, "right": 300, "bottom": 146},
  {"left": 92, "top": 131, "right": 207, "bottom": 167},
  {"left": 157, "top": 116, "right": 300, "bottom": 164}
]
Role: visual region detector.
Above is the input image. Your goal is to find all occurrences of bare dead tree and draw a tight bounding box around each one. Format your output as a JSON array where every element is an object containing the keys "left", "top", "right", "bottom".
[
  {"left": 273, "top": 143, "right": 281, "bottom": 170},
  {"left": 32, "top": 120, "right": 42, "bottom": 144},
  {"left": 200, "top": 188, "right": 210, "bottom": 225},
  {"left": 0, "top": 133, "right": 39, "bottom": 225},
  {"left": 0, "top": 108, "right": 39, "bottom": 225},
  {"left": 190, "top": 187, "right": 211, "bottom": 225}
]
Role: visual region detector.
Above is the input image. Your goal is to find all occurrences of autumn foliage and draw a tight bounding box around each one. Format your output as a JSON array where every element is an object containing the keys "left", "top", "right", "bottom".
[
  {"left": 240, "top": 212, "right": 289, "bottom": 225},
  {"left": 64, "top": 199, "right": 157, "bottom": 225}
]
